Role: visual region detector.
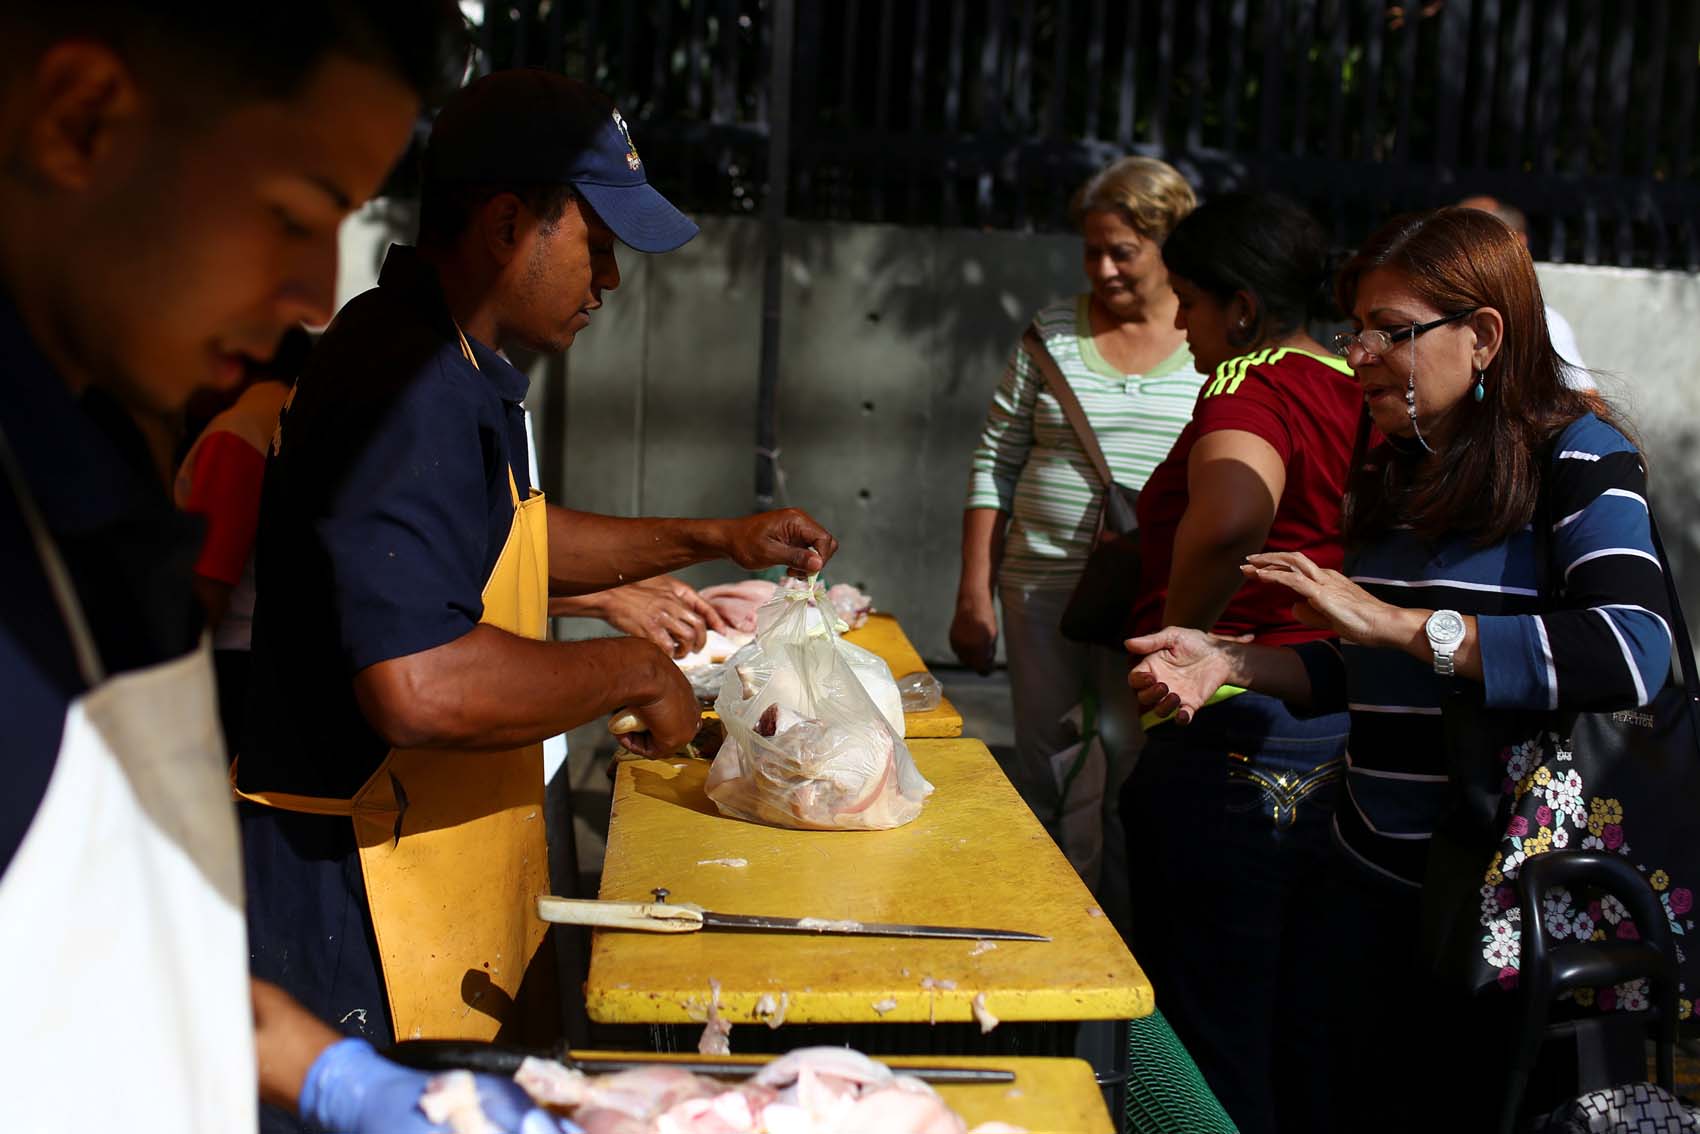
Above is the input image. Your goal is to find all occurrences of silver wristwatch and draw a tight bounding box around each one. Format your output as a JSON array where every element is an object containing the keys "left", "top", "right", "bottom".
[{"left": 1425, "top": 609, "right": 1466, "bottom": 677}]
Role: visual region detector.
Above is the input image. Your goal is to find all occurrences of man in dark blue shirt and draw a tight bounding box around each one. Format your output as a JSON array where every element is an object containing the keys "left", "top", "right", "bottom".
[
  {"left": 1, "top": 8, "right": 581, "bottom": 1133},
  {"left": 237, "top": 71, "right": 838, "bottom": 1086}
]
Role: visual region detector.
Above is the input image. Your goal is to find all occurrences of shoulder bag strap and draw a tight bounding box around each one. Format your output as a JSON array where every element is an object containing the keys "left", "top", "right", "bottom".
[{"left": 1020, "top": 326, "right": 1115, "bottom": 491}]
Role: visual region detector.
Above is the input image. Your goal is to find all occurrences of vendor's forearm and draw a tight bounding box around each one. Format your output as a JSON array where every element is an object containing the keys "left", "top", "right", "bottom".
[
  {"left": 252, "top": 978, "right": 339, "bottom": 1113},
  {"left": 956, "top": 507, "right": 1008, "bottom": 601},
  {"left": 354, "top": 627, "right": 675, "bottom": 750},
  {"left": 546, "top": 506, "right": 722, "bottom": 594},
  {"left": 548, "top": 591, "right": 609, "bottom": 618}
]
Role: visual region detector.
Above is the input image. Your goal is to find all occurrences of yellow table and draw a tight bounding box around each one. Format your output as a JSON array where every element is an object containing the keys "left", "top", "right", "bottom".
[
  {"left": 562, "top": 1052, "right": 1114, "bottom": 1133},
  {"left": 843, "top": 613, "right": 963, "bottom": 738},
  {"left": 585, "top": 738, "right": 1151, "bottom": 1026}
]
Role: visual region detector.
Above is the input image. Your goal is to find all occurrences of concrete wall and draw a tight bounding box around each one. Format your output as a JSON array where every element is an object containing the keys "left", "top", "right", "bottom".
[{"left": 336, "top": 207, "right": 1700, "bottom": 661}]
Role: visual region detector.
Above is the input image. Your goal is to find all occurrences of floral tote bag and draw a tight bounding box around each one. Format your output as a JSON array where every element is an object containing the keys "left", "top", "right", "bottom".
[{"left": 1423, "top": 513, "right": 1700, "bottom": 1033}]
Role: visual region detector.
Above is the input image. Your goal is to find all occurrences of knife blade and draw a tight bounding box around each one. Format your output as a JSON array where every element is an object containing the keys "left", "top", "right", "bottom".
[{"left": 535, "top": 895, "right": 1049, "bottom": 942}]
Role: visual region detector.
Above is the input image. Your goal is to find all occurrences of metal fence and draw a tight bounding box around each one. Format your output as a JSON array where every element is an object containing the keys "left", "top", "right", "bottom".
[{"left": 465, "top": 0, "right": 1700, "bottom": 269}]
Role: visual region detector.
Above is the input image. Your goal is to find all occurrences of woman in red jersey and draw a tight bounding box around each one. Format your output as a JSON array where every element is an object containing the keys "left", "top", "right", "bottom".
[{"left": 1119, "top": 192, "right": 1360, "bottom": 1134}]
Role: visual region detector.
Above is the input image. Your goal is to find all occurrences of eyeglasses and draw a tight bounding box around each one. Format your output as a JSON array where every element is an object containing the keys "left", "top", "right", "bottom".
[{"left": 1331, "top": 309, "right": 1474, "bottom": 361}]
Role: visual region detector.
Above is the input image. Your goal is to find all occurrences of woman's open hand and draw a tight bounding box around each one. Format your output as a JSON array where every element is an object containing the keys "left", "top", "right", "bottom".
[
  {"left": 1124, "top": 627, "right": 1238, "bottom": 726},
  {"left": 1242, "top": 552, "right": 1406, "bottom": 647}
]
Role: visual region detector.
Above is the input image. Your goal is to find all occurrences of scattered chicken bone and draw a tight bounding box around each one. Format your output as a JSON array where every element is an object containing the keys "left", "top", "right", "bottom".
[
  {"left": 968, "top": 941, "right": 998, "bottom": 958},
  {"left": 753, "top": 991, "right": 790, "bottom": 1029},
  {"left": 696, "top": 857, "right": 748, "bottom": 868},
  {"left": 971, "top": 993, "right": 999, "bottom": 1035},
  {"left": 697, "top": 978, "right": 732, "bottom": 1056}
]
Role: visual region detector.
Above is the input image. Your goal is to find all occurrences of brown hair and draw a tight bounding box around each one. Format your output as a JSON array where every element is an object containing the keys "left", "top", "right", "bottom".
[
  {"left": 1068, "top": 157, "right": 1196, "bottom": 242},
  {"left": 1338, "top": 207, "right": 1614, "bottom": 548}
]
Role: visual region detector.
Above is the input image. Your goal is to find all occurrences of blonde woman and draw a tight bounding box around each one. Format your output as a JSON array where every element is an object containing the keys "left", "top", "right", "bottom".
[{"left": 952, "top": 157, "right": 1201, "bottom": 905}]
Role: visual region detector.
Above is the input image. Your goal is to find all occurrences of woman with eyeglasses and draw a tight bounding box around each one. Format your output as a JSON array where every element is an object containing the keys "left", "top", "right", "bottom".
[
  {"left": 1126, "top": 207, "right": 1671, "bottom": 1125},
  {"left": 1116, "top": 192, "right": 1358, "bottom": 1134}
]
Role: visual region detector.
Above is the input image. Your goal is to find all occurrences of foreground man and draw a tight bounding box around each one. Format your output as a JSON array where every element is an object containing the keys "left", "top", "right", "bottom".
[
  {"left": 0, "top": 7, "right": 578, "bottom": 1132},
  {"left": 237, "top": 70, "right": 837, "bottom": 1097}
]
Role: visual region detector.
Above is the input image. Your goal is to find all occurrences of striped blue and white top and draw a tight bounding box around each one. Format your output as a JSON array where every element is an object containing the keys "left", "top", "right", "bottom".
[
  {"left": 966, "top": 296, "right": 1203, "bottom": 589},
  {"left": 1306, "top": 414, "right": 1673, "bottom": 886}
]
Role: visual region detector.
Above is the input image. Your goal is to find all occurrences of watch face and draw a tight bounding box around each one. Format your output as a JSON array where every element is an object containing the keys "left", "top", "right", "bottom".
[{"left": 1429, "top": 611, "right": 1465, "bottom": 642}]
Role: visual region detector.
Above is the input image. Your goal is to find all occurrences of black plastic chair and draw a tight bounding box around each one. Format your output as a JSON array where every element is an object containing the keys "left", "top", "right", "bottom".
[{"left": 1498, "top": 850, "right": 1681, "bottom": 1134}]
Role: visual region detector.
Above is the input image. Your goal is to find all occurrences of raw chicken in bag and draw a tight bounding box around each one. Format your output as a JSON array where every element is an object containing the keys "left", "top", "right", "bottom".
[{"left": 707, "top": 579, "right": 932, "bottom": 830}]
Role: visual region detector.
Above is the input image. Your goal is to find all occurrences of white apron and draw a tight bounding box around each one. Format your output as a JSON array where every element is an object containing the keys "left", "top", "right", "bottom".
[{"left": 0, "top": 424, "right": 255, "bottom": 1132}]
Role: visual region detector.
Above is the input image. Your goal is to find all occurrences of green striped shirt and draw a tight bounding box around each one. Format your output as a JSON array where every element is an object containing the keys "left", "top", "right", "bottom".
[{"left": 966, "top": 295, "right": 1204, "bottom": 589}]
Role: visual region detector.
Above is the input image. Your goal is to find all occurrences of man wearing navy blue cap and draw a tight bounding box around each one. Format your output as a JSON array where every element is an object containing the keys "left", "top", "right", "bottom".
[{"left": 237, "top": 71, "right": 837, "bottom": 1120}]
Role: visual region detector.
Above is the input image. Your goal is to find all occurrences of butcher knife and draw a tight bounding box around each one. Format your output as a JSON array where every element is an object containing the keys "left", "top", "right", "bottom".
[
  {"left": 535, "top": 891, "right": 1049, "bottom": 942},
  {"left": 385, "top": 1040, "right": 1017, "bottom": 1084}
]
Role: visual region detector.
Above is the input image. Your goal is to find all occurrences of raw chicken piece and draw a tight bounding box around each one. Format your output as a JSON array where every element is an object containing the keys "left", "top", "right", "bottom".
[
  {"left": 515, "top": 1057, "right": 593, "bottom": 1108},
  {"left": 701, "top": 579, "right": 877, "bottom": 637},
  {"left": 700, "top": 581, "right": 779, "bottom": 634},
  {"left": 706, "top": 720, "right": 922, "bottom": 831},
  {"left": 838, "top": 1083, "right": 966, "bottom": 1134},
  {"left": 514, "top": 1046, "right": 1025, "bottom": 1134},
  {"left": 418, "top": 1071, "right": 502, "bottom": 1134},
  {"left": 825, "top": 583, "right": 872, "bottom": 630},
  {"left": 734, "top": 642, "right": 904, "bottom": 737},
  {"left": 675, "top": 628, "right": 755, "bottom": 702},
  {"left": 707, "top": 581, "right": 931, "bottom": 832}
]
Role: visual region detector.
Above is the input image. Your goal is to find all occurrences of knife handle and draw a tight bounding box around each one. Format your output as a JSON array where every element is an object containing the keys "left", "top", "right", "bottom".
[{"left": 536, "top": 895, "right": 705, "bottom": 932}]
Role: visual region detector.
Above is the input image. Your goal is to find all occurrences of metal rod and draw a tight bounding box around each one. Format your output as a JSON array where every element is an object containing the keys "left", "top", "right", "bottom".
[{"left": 755, "top": 0, "right": 795, "bottom": 510}]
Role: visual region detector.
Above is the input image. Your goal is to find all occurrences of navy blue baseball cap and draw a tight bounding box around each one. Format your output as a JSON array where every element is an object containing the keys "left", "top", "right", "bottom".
[{"left": 424, "top": 69, "right": 698, "bottom": 254}]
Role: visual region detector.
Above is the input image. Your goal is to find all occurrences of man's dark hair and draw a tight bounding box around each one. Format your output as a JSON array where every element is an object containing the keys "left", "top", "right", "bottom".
[
  {"left": 416, "top": 181, "right": 579, "bottom": 248},
  {"left": 8, "top": 2, "right": 468, "bottom": 104}
]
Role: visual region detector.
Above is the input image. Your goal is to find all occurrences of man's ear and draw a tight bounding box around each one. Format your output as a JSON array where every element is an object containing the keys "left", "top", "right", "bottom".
[
  {"left": 16, "top": 42, "right": 141, "bottom": 192},
  {"left": 478, "top": 193, "right": 525, "bottom": 266}
]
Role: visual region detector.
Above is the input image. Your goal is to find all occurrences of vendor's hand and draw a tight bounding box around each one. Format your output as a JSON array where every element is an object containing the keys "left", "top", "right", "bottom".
[
  {"left": 719, "top": 509, "right": 838, "bottom": 577},
  {"left": 299, "top": 1037, "right": 579, "bottom": 1134},
  {"left": 949, "top": 598, "right": 999, "bottom": 675},
  {"left": 609, "top": 653, "right": 700, "bottom": 757},
  {"left": 1242, "top": 552, "right": 1402, "bottom": 647},
  {"left": 595, "top": 576, "right": 729, "bottom": 658},
  {"left": 1125, "top": 627, "right": 1237, "bottom": 726}
]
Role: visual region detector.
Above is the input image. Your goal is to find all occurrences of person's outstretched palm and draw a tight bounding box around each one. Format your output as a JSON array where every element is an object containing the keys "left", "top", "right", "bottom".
[{"left": 1124, "top": 627, "right": 1236, "bottom": 726}]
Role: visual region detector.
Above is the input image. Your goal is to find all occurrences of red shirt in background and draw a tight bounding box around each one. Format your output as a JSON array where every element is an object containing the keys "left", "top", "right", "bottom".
[{"left": 1129, "top": 348, "right": 1364, "bottom": 646}]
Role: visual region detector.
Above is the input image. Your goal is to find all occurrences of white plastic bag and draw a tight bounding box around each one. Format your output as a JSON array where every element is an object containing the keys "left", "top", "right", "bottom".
[{"left": 706, "top": 579, "right": 932, "bottom": 830}]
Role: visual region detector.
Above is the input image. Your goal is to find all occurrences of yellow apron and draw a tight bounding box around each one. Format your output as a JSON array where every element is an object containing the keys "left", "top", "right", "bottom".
[{"left": 237, "top": 330, "right": 553, "bottom": 1041}]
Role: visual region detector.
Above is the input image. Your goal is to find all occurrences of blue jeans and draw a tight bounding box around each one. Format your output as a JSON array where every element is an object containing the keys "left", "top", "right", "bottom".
[{"left": 1121, "top": 691, "right": 1348, "bottom": 1134}]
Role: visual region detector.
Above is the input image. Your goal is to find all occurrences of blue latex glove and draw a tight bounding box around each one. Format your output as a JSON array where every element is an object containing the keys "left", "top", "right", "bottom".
[{"left": 300, "top": 1038, "right": 582, "bottom": 1134}]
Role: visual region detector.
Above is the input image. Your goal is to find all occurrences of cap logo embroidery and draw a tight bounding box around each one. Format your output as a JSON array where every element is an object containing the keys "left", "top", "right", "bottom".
[{"left": 612, "top": 108, "right": 641, "bottom": 171}]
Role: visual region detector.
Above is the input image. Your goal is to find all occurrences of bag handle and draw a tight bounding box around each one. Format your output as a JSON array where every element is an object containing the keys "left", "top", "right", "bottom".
[{"left": 1020, "top": 327, "right": 1115, "bottom": 491}]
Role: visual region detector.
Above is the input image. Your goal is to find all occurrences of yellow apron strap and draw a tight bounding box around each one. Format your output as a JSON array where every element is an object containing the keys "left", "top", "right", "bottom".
[
  {"left": 229, "top": 758, "right": 367, "bottom": 817},
  {"left": 455, "top": 325, "right": 526, "bottom": 512},
  {"left": 453, "top": 325, "right": 479, "bottom": 369}
]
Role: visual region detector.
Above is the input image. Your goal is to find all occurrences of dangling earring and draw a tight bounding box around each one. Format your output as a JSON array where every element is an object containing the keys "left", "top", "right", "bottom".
[{"left": 1472, "top": 369, "right": 1486, "bottom": 402}]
